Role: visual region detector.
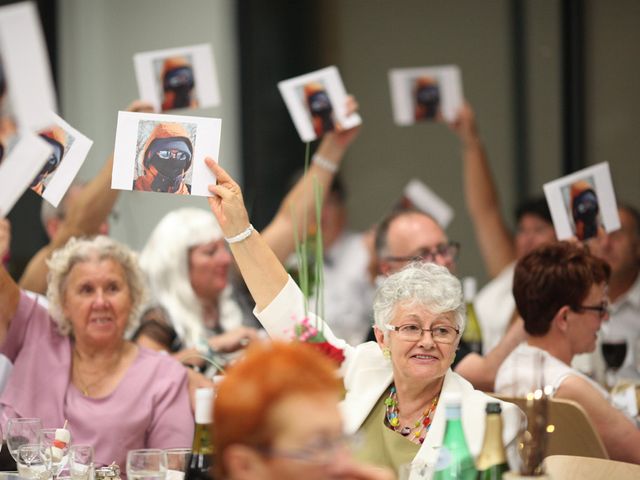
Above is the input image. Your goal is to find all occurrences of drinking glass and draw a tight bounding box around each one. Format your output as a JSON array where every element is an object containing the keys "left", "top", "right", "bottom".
[
  {"left": 6, "top": 418, "right": 43, "bottom": 461},
  {"left": 16, "top": 443, "right": 53, "bottom": 480},
  {"left": 127, "top": 449, "right": 167, "bottom": 480},
  {"left": 69, "top": 445, "right": 93, "bottom": 480},
  {"left": 164, "top": 448, "right": 190, "bottom": 480},
  {"left": 398, "top": 461, "right": 434, "bottom": 480},
  {"left": 40, "top": 428, "right": 71, "bottom": 479},
  {"left": 600, "top": 333, "right": 627, "bottom": 388}
]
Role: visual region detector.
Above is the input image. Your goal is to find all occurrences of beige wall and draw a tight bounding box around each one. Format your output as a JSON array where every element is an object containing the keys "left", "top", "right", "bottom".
[
  {"left": 585, "top": 0, "right": 640, "bottom": 205},
  {"left": 58, "top": 0, "right": 240, "bottom": 250}
]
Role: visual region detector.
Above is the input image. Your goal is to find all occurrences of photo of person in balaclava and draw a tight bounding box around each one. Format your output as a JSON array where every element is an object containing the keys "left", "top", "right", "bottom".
[
  {"left": 568, "top": 179, "right": 603, "bottom": 241},
  {"left": 0, "top": 58, "right": 17, "bottom": 167},
  {"left": 303, "top": 81, "right": 336, "bottom": 138},
  {"left": 133, "top": 121, "right": 194, "bottom": 195},
  {"left": 413, "top": 75, "right": 441, "bottom": 121},
  {"left": 159, "top": 56, "right": 197, "bottom": 112},
  {"left": 30, "top": 126, "right": 69, "bottom": 195}
]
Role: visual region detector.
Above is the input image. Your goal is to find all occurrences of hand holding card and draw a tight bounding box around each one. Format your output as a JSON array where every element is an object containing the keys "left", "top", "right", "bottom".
[
  {"left": 278, "top": 66, "right": 362, "bottom": 142},
  {"left": 543, "top": 162, "right": 620, "bottom": 242}
]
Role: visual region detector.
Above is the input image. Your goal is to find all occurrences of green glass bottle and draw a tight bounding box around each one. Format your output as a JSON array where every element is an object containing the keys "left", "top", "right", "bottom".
[
  {"left": 434, "top": 393, "right": 477, "bottom": 480},
  {"left": 185, "top": 388, "right": 215, "bottom": 480},
  {"left": 476, "top": 402, "right": 509, "bottom": 480},
  {"left": 462, "top": 277, "right": 483, "bottom": 354}
]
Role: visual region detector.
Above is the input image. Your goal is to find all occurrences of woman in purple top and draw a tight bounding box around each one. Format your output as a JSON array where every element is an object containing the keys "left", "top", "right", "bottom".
[{"left": 0, "top": 235, "right": 193, "bottom": 469}]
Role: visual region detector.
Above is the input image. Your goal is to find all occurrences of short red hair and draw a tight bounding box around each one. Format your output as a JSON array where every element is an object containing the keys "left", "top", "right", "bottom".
[{"left": 213, "top": 341, "right": 342, "bottom": 477}]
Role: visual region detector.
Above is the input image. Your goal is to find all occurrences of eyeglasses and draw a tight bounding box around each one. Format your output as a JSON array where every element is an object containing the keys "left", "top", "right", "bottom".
[
  {"left": 259, "top": 433, "right": 357, "bottom": 464},
  {"left": 385, "top": 323, "right": 460, "bottom": 344},
  {"left": 156, "top": 149, "right": 191, "bottom": 162},
  {"left": 575, "top": 301, "right": 609, "bottom": 319},
  {"left": 383, "top": 241, "right": 460, "bottom": 265}
]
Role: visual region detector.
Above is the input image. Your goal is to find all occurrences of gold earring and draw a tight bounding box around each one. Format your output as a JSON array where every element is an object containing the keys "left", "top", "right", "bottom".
[{"left": 383, "top": 347, "right": 391, "bottom": 360}]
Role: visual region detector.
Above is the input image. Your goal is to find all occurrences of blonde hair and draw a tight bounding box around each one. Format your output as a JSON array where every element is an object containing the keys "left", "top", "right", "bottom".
[{"left": 46, "top": 236, "right": 148, "bottom": 336}]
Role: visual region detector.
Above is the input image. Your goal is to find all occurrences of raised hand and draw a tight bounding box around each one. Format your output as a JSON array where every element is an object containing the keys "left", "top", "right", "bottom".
[
  {"left": 205, "top": 158, "right": 251, "bottom": 238},
  {"left": 448, "top": 101, "right": 479, "bottom": 146}
]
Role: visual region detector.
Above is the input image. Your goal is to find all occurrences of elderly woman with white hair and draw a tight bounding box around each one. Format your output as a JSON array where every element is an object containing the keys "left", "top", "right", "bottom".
[
  {"left": 204, "top": 160, "right": 522, "bottom": 474},
  {"left": 0, "top": 236, "right": 193, "bottom": 469},
  {"left": 137, "top": 207, "right": 259, "bottom": 363}
]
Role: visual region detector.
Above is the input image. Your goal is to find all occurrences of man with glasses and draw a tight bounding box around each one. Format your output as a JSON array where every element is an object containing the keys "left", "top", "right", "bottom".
[
  {"left": 495, "top": 241, "right": 640, "bottom": 464},
  {"left": 370, "top": 208, "right": 526, "bottom": 391}
]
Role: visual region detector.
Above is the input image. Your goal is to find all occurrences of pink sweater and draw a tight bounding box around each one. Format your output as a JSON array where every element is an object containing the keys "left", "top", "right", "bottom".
[{"left": 1, "top": 292, "right": 194, "bottom": 469}]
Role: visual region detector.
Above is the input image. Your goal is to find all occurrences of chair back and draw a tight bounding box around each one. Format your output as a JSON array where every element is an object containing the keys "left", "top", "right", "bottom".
[
  {"left": 544, "top": 455, "right": 640, "bottom": 479},
  {"left": 493, "top": 394, "right": 609, "bottom": 459}
]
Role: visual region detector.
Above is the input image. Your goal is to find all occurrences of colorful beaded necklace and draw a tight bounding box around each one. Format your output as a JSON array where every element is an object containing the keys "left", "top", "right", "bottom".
[{"left": 384, "top": 385, "right": 439, "bottom": 444}]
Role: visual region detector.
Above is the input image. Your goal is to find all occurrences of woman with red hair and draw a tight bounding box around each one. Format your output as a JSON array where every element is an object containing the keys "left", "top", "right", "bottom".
[{"left": 215, "top": 341, "right": 394, "bottom": 480}]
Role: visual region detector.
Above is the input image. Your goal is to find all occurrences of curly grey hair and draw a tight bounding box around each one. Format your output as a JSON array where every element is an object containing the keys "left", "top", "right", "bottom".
[
  {"left": 46, "top": 236, "right": 148, "bottom": 336},
  {"left": 373, "top": 262, "right": 466, "bottom": 334}
]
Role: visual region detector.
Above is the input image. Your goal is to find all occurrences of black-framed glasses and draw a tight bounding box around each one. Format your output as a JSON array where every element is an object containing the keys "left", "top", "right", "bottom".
[
  {"left": 383, "top": 241, "right": 460, "bottom": 265},
  {"left": 385, "top": 323, "right": 460, "bottom": 344},
  {"left": 575, "top": 301, "right": 609, "bottom": 319}
]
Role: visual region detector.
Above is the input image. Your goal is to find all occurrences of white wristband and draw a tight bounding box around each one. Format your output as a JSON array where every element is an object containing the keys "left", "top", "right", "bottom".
[
  {"left": 225, "top": 224, "right": 254, "bottom": 244},
  {"left": 312, "top": 154, "right": 338, "bottom": 173}
]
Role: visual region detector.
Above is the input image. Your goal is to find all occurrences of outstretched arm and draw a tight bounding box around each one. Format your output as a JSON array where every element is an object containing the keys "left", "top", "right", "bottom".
[
  {"left": 262, "top": 96, "right": 360, "bottom": 263},
  {"left": 19, "top": 101, "right": 154, "bottom": 294},
  {"left": 450, "top": 103, "right": 515, "bottom": 278},
  {"left": 454, "top": 317, "right": 526, "bottom": 391},
  {"left": 206, "top": 159, "right": 288, "bottom": 311}
]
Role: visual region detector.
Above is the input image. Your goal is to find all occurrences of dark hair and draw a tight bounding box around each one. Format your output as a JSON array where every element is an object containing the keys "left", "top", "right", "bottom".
[
  {"left": 513, "top": 241, "right": 610, "bottom": 336},
  {"left": 515, "top": 196, "right": 552, "bottom": 225}
]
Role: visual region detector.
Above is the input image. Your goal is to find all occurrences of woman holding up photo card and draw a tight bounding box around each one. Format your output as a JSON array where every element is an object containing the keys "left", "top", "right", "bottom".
[
  {"left": 203, "top": 158, "right": 522, "bottom": 475},
  {"left": 134, "top": 97, "right": 361, "bottom": 371}
]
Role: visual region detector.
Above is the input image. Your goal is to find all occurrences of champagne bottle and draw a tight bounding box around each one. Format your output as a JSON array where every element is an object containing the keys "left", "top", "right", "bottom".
[
  {"left": 434, "top": 393, "right": 477, "bottom": 480},
  {"left": 476, "top": 402, "right": 509, "bottom": 480},
  {"left": 185, "top": 387, "right": 215, "bottom": 480},
  {"left": 462, "top": 277, "right": 483, "bottom": 354}
]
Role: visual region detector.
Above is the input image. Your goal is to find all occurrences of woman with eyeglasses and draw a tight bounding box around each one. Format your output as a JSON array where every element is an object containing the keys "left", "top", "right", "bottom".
[
  {"left": 204, "top": 160, "right": 522, "bottom": 475},
  {"left": 495, "top": 241, "right": 640, "bottom": 464},
  {"left": 215, "top": 341, "right": 394, "bottom": 480}
]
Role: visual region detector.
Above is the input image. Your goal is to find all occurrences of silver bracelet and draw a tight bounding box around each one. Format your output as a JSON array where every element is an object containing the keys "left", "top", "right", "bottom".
[
  {"left": 312, "top": 153, "right": 338, "bottom": 173},
  {"left": 225, "top": 224, "right": 254, "bottom": 244}
]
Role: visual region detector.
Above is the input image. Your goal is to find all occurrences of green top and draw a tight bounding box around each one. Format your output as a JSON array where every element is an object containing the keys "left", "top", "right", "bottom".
[{"left": 354, "top": 387, "right": 420, "bottom": 472}]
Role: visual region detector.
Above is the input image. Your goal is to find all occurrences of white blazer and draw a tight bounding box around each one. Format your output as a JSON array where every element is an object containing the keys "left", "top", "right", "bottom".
[{"left": 255, "top": 277, "right": 523, "bottom": 470}]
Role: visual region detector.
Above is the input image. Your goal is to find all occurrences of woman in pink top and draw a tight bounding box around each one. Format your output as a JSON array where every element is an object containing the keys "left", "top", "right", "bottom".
[{"left": 0, "top": 236, "right": 193, "bottom": 469}]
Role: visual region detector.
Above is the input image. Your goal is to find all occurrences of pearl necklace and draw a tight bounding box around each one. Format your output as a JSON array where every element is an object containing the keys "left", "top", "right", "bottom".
[{"left": 384, "top": 386, "right": 439, "bottom": 444}]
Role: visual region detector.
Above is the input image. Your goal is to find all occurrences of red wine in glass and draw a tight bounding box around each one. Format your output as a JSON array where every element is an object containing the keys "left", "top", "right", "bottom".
[
  {"left": 601, "top": 340, "right": 627, "bottom": 388},
  {"left": 601, "top": 341, "right": 628, "bottom": 370}
]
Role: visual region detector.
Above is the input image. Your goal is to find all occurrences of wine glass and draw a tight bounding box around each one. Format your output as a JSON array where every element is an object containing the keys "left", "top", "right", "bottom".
[
  {"left": 16, "top": 443, "right": 53, "bottom": 480},
  {"left": 164, "top": 448, "right": 190, "bottom": 480},
  {"left": 6, "top": 418, "right": 43, "bottom": 461},
  {"left": 68, "top": 445, "right": 93, "bottom": 480},
  {"left": 600, "top": 334, "right": 628, "bottom": 388},
  {"left": 127, "top": 449, "right": 167, "bottom": 480},
  {"left": 40, "top": 428, "right": 71, "bottom": 479}
]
